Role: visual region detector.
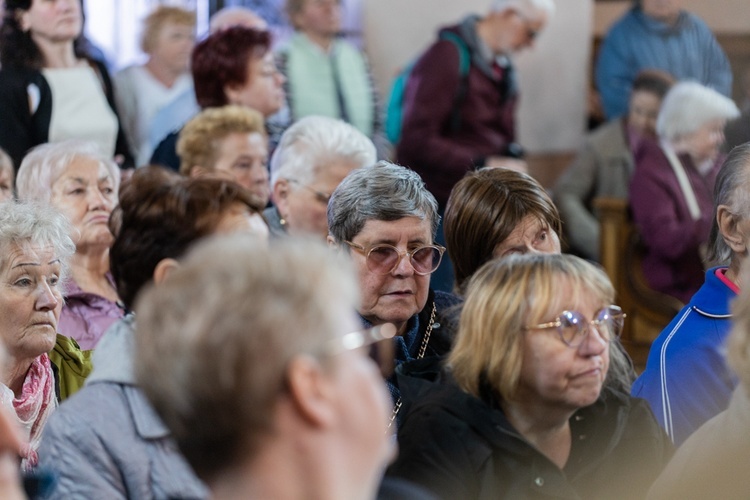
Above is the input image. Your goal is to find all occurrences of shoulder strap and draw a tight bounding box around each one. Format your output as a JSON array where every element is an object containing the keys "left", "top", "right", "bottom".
[
  {"left": 661, "top": 141, "right": 701, "bottom": 221},
  {"left": 438, "top": 32, "right": 471, "bottom": 133}
]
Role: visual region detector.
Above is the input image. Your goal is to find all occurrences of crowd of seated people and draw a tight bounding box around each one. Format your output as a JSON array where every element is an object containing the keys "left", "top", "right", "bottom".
[{"left": 0, "top": 0, "right": 749, "bottom": 498}]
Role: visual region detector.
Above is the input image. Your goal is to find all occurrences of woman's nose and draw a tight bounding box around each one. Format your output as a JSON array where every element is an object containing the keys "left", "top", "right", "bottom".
[
  {"left": 579, "top": 324, "right": 608, "bottom": 355},
  {"left": 36, "top": 282, "right": 60, "bottom": 311}
]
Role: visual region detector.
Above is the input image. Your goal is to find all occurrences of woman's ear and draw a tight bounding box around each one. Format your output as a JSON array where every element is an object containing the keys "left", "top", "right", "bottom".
[
  {"left": 153, "top": 258, "right": 180, "bottom": 286},
  {"left": 273, "top": 179, "right": 290, "bottom": 217},
  {"left": 285, "top": 355, "right": 337, "bottom": 428},
  {"left": 16, "top": 10, "right": 30, "bottom": 33},
  {"left": 717, "top": 205, "right": 747, "bottom": 254}
]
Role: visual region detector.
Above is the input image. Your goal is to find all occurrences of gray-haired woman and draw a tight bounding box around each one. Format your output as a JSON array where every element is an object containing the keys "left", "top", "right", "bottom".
[
  {"left": 16, "top": 140, "right": 124, "bottom": 350},
  {"left": 266, "top": 115, "right": 376, "bottom": 239},
  {"left": 0, "top": 202, "right": 76, "bottom": 468},
  {"left": 327, "top": 161, "right": 460, "bottom": 426}
]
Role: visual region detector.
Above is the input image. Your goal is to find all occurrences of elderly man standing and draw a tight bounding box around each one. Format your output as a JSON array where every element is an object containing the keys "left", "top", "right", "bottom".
[
  {"left": 596, "top": 0, "right": 731, "bottom": 120},
  {"left": 395, "top": 0, "right": 554, "bottom": 291}
]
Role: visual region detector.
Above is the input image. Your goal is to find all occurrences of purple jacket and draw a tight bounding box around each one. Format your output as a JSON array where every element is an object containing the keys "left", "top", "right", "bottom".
[
  {"left": 629, "top": 138, "right": 721, "bottom": 303},
  {"left": 57, "top": 275, "right": 124, "bottom": 351},
  {"left": 396, "top": 16, "right": 517, "bottom": 207}
]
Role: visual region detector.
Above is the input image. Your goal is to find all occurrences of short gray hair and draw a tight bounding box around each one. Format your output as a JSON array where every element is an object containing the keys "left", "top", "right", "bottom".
[
  {"left": 707, "top": 143, "right": 750, "bottom": 265},
  {"left": 134, "top": 234, "right": 359, "bottom": 483},
  {"left": 0, "top": 201, "right": 76, "bottom": 279},
  {"left": 15, "top": 140, "right": 121, "bottom": 204},
  {"left": 327, "top": 161, "right": 439, "bottom": 242},
  {"left": 657, "top": 81, "right": 740, "bottom": 142},
  {"left": 491, "top": 0, "right": 555, "bottom": 18},
  {"left": 269, "top": 116, "right": 376, "bottom": 187}
]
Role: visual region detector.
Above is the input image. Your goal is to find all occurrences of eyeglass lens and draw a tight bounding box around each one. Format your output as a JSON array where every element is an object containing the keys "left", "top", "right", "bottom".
[
  {"left": 367, "top": 245, "right": 442, "bottom": 275},
  {"left": 558, "top": 307, "right": 624, "bottom": 345}
]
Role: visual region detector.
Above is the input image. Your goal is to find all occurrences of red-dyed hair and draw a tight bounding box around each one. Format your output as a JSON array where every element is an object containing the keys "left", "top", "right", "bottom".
[{"left": 191, "top": 26, "right": 271, "bottom": 109}]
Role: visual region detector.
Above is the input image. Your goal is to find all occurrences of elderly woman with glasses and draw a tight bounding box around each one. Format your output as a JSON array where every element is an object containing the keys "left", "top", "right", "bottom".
[
  {"left": 266, "top": 115, "right": 376, "bottom": 239},
  {"left": 386, "top": 253, "right": 673, "bottom": 499},
  {"left": 328, "top": 162, "right": 460, "bottom": 426}
]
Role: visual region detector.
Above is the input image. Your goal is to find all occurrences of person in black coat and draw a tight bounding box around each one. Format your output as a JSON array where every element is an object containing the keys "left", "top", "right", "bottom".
[{"left": 387, "top": 253, "right": 673, "bottom": 499}]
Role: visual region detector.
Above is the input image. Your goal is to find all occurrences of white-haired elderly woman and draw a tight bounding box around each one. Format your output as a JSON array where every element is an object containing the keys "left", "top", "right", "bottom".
[
  {"left": 647, "top": 253, "right": 750, "bottom": 499},
  {"left": 633, "top": 143, "right": 750, "bottom": 446},
  {"left": 0, "top": 202, "right": 75, "bottom": 468},
  {"left": 387, "top": 253, "right": 673, "bottom": 499},
  {"left": 16, "top": 140, "right": 123, "bottom": 350},
  {"left": 265, "top": 115, "right": 376, "bottom": 239},
  {"left": 630, "top": 81, "right": 740, "bottom": 303},
  {"left": 327, "top": 161, "right": 461, "bottom": 427}
]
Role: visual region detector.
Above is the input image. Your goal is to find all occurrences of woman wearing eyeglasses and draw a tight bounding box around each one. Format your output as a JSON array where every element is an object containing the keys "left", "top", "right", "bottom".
[
  {"left": 386, "top": 253, "right": 673, "bottom": 499},
  {"left": 266, "top": 115, "right": 376, "bottom": 240},
  {"left": 328, "top": 161, "right": 461, "bottom": 427}
]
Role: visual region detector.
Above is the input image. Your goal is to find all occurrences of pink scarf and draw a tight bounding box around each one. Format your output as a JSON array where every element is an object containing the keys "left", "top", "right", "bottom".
[{"left": 5, "top": 354, "right": 56, "bottom": 469}]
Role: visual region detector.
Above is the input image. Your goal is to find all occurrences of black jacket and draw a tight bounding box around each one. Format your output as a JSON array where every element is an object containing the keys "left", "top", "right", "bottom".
[
  {"left": 387, "top": 358, "right": 673, "bottom": 499},
  {"left": 0, "top": 60, "right": 134, "bottom": 170}
]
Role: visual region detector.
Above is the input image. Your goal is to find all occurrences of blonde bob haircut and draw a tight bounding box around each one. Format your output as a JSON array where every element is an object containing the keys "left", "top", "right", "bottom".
[
  {"left": 177, "top": 105, "right": 266, "bottom": 177},
  {"left": 449, "top": 253, "right": 631, "bottom": 402},
  {"left": 141, "top": 6, "right": 196, "bottom": 54}
]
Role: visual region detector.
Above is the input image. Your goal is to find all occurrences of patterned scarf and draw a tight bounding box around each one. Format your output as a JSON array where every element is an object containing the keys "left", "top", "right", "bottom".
[{"left": 0, "top": 354, "right": 56, "bottom": 470}]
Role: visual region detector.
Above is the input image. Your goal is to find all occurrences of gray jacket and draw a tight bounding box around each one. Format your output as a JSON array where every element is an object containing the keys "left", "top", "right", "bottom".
[
  {"left": 38, "top": 315, "right": 208, "bottom": 499},
  {"left": 554, "top": 118, "right": 633, "bottom": 261}
]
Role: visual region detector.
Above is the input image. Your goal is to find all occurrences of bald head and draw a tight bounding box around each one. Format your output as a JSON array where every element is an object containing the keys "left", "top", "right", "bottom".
[{"left": 209, "top": 7, "right": 267, "bottom": 33}]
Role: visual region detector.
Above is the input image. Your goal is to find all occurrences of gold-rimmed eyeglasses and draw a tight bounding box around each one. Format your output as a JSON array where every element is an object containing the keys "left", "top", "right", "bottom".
[
  {"left": 523, "top": 305, "right": 626, "bottom": 348},
  {"left": 343, "top": 240, "right": 446, "bottom": 276}
]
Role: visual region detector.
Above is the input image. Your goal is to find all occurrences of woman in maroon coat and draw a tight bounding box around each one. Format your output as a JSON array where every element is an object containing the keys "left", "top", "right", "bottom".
[{"left": 630, "top": 81, "right": 739, "bottom": 303}]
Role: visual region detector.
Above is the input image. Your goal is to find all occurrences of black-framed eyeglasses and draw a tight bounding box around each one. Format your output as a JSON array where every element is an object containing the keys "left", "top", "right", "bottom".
[
  {"left": 523, "top": 305, "right": 626, "bottom": 348},
  {"left": 324, "top": 324, "right": 397, "bottom": 378},
  {"left": 343, "top": 240, "right": 446, "bottom": 276},
  {"left": 288, "top": 179, "right": 331, "bottom": 204}
]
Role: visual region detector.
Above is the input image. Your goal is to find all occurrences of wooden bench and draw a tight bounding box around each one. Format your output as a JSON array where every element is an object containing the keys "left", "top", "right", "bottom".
[{"left": 595, "top": 197, "right": 684, "bottom": 369}]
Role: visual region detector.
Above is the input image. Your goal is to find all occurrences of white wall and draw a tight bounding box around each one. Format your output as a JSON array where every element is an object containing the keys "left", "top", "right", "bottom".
[{"left": 363, "top": 0, "right": 592, "bottom": 153}]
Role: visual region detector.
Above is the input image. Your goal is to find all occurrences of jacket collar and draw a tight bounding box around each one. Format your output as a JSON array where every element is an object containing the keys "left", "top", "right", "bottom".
[
  {"left": 86, "top": 314, "right": 136, "bottom": 386},
  {"left": 690, "top": 267, "right": 736, "bottom": 318}
]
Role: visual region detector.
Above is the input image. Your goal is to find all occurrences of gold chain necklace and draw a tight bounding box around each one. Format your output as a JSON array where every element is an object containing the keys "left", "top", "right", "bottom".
[{"left": 387, "top": 301, "right": 437, "bottom": 429}]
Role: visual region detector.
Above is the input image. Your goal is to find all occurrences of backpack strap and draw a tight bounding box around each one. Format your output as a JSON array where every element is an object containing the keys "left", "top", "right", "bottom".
[{"left": 438, "top": 31, "right": 471, "bottom": 133}]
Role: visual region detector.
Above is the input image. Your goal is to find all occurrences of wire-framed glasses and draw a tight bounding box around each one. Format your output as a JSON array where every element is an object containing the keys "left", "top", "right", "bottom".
[
  {"left": 343, "top": 240, "right": 446, "bottom": 276},
  {"left": 523, "top": 305, "right": 626, "bottom": 347},
  {"left": 324, "top": 324, "right": 397, "bottom": 378}
]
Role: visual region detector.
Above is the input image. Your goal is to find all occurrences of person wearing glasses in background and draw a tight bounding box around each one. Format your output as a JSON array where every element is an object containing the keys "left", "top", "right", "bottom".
[
  {"left": 134, "top": 236, "right": 396, "bottom": 500},
  {"left": 394, "top": 0, "right": 554, "bottom": 293},
  {"left": 265, "top": 115, "right": 376, "bottom": 239},
  {"left": 386, "top": 253, "right": 673, "bottom": 499},
  {"left": 328, "top": 162, "right": 462, "bottom": 428}
]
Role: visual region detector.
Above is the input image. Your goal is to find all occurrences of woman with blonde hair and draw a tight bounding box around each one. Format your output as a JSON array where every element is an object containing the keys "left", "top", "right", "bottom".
[
  {"left": 115, "top": 5, "right": 196, "bottom": 166},
  {"left": 178, "top": 105, "right": 270, "bottom": 207},
  {"left": 387, "top": 253, "right": 672, "bottom": 499}
]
